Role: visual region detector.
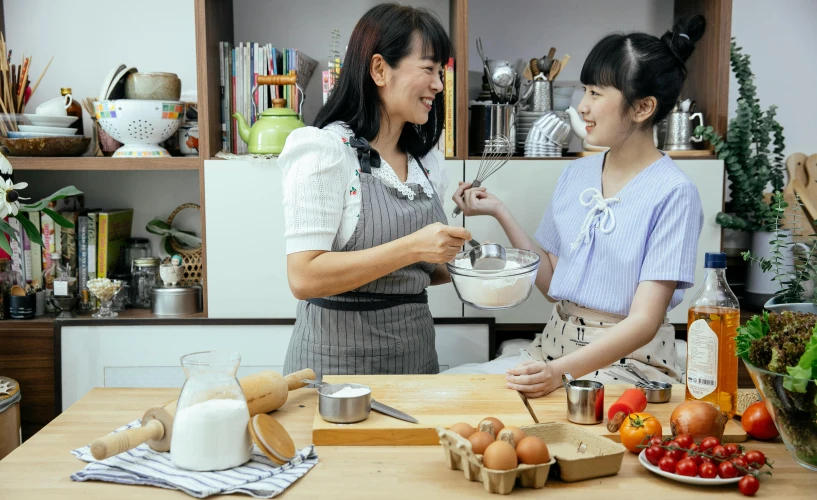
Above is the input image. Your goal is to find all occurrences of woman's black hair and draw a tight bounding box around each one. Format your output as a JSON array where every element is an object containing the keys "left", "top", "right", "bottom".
[
  {"left": 314, "top": 3, "right": 451, "bottom": 159},
  {"left": 580, "top": 15, "right": 707, "bottom": 128}
]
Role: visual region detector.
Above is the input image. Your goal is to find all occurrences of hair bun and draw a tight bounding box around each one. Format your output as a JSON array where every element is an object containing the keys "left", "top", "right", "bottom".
[{"left": 661, "top": 14, "right": 706, "bottom": 64}]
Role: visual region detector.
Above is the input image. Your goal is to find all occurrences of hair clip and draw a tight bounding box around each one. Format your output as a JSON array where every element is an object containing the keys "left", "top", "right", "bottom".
[{"left": 679, "top": 33, "right": 690, "bottom": 40}]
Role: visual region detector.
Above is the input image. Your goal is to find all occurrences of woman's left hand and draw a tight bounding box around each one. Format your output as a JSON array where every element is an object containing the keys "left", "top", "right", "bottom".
[{"left": 505, "top": 360, "right": 561, "bottom": 398}]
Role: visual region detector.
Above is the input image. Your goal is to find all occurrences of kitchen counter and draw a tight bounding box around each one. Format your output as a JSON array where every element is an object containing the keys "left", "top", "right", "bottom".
[{"left": 0, "top": 386, "right": 812, "bottom": 499}]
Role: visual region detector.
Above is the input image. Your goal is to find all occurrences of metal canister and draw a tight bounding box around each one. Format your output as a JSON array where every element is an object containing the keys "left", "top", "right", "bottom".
[
  {"left": 150, "top": 285, "right": 202, "bottom": 315},
  {"left": 130, "top": 257, "right": 161, "bottom": 308},
  {"left": 531, "top": 78, "right": 553, "bottom": 113},
  {"left": 469, "top": 103, "right": 516, "bottom": 155}
]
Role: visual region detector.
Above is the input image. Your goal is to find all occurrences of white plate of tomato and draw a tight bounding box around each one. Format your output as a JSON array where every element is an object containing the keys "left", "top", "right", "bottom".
[{"left": 638, "top": 449, "right": 740, "bottom": 485}]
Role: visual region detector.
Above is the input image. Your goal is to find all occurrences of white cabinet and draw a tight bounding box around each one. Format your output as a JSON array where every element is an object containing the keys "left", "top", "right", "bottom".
[{"left": 429, "top": 160, "right": 466, "bottom": 318}]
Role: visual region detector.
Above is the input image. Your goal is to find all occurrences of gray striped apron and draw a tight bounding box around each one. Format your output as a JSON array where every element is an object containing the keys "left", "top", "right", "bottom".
[{"left": 283, "top": 137, "right": 447, "bottom": 379}]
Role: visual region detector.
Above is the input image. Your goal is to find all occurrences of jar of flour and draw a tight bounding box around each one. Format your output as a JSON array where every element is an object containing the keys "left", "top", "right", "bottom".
[{"left": 170, "top": 351, "right": 253, "bottom": 471}]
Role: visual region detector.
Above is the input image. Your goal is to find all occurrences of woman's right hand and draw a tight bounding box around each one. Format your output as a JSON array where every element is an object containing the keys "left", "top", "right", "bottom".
[
  {"left": 452, "top": 182, "right": 504, "bottom": 217},
  {"left": 408, "top": 222, "right": 471, "bottom": 264}
]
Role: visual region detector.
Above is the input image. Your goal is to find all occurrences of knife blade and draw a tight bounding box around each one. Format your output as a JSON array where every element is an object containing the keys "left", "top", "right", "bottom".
[{"left": 371, "top": 399, "right": 418, "bottom": 424}]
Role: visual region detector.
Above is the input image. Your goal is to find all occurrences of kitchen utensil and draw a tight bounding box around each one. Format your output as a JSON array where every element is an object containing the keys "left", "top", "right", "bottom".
[
  {"left": 488, "top": 60, "right": 514, "bottom": 89},
  {"left": 466, "top": 238, "right": 507, "bottom": 271},
  {"left": 562, "top": 373, "right": 604, "bottom": 425},
  {"left": 94, "top": 99, "right": 184, "bottom": 157},
  {"left": 530, "top": 74, "right": 553, "bottom": 113},
  {"left": 98, "top": 64, "right": 127, "bottom": 104},
  {"left": 637, "top": 381, "right": 672, "bottom": 403},
  {"left": 35, "top": 95, "right": 72, "bottom": 116},
  {"left": 232, "top": 73, "right": 305, "bottom": 154},
  {"left": 548, "top": 60, "right": 561, "bottom": 81},
  {"left": 606, "top": 388, "right": 648, "bottom": 432},
  {"left": 106, "top": 65, "right": 138, "bottom": 100},
  {"left": 805, "top": 154, "right": 817, "bottom": 206},
  {"left": 150, "top": 285, "right": 202, "bottom": 315},
  {"left": 556, "top": 54, "right": 571, "bottom": 79},
  {"left": 604, "top": 369, "right": 643, "bottom": 386},
  {"left": 247, "top": 413, "right": 296, "bottom": 465},
  {"left": 468, "top": 104, "right": 516, "bottom": 155},
  {"left": 663, "top": 110, "right": 704, "bottom": 151},
  {"left": 543, "top": 47, "right": 556, "bottom": 73},
  {"left": 455, "top": 134, "right": 512, "bottom": 215},
  {"left": 89, "top": 367, "right": 316, "bottom": 460},
  {"left": 307, "top": 380, "right": 419, "bottom": 424},
  {"left": 476, "top": 37, "right": 499, "bottom": 102},
  {"left": 523, "top": 60, "right": 534, "bottom": 80},
  {"left": 624, "top": 363, "right": 662, "bottom": 389}
]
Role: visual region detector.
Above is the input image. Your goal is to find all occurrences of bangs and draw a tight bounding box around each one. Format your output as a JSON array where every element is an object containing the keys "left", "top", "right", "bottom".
[
  {"left": 415, "top": 17, "right": 451, "bottom": 64},
  {"left": 580, "top": 34, "right": 633, "bottom": 90}
]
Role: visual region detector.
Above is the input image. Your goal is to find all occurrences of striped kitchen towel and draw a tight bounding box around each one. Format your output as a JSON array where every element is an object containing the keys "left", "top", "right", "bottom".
[{"left": 71, "top": 420, "right": 318, "bottom": 498}]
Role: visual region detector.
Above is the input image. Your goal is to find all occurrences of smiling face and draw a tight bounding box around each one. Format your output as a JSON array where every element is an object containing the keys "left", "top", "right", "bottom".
[
  {"left": 577, "top": 85, "right": 633, "bottom": 147},
  {"left": 372, "top": 35, "right": 444, "bottom": 127}
]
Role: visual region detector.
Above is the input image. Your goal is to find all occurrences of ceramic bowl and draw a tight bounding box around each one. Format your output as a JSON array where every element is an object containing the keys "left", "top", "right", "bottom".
[
  {"left": 125, "top": 72, "right": 182, "bottom": 100},
  {"left": 0, "top": 136, "right": 90, "bottom": 157},
  {"left": 94, "top": 99, "right": 184, "bottom": 157}
]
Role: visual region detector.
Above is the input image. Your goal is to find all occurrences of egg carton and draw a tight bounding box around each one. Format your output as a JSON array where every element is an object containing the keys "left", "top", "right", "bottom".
[{"left": 435, "top": 427, "right": 555, "bottom": 495}]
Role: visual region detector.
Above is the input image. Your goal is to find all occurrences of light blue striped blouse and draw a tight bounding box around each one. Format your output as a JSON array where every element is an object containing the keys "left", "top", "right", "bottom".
[{"left": 535, "top": 152, "right": 704, "bottom": 316}]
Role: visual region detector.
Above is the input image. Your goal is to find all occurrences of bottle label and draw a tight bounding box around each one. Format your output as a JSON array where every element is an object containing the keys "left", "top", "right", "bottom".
[{"left": 687, "top": 318, "right": 718, "bottom": 399}]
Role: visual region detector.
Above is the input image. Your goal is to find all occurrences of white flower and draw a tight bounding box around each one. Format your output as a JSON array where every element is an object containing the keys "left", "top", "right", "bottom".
[
  {"left": 0, "top": 178, "right": 28, "bottom": 218},
  {"left": 0, "top": 153, "right": 11, "bottom": 175}
]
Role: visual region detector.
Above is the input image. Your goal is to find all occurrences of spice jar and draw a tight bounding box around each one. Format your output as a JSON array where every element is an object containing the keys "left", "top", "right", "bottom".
[{"left": 130, "top": 257, "right": 160, "bottom": 308}]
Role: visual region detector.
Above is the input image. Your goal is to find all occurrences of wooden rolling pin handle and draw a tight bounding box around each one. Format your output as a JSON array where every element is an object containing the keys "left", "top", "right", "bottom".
[
  {"left": 256, "top": 74, "right": 297, "bottom": 86},
  {"left": 285, "top": 368, "right": 316, "bottom": 391},
  {"left": 90, "top": 419, "right": 165, "bottom": 460},
  {"left": 607, "top": 411, "right": 627, "bottom": 432}
]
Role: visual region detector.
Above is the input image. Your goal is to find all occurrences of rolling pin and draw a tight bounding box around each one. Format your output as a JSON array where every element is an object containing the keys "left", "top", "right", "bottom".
[
  {"left": 606, "top": 388, "right": 648, "bottom": 432},
  {"left": 90, "top": 368, "right": 315, "bottom": 460}
]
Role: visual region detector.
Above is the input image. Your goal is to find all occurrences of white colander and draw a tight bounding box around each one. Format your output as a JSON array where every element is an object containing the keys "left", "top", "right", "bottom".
[{"left": 94, "top": 99, "right": 184, "bottom": 157}]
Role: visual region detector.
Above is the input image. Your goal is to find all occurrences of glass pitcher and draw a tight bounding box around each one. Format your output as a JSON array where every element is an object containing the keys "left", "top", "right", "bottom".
[{"left": 170, "top": 351, "right": 252, "bottom": 471}]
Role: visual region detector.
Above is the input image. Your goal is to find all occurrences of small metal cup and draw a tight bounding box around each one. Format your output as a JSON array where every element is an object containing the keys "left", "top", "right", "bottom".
[
  {"left": 638, "top": 381, "right": 672, "bottom": 403},
  {"left": 563, "top": 373, "right": 604, "bottom": 425},
  {"left": 316, "top": 383, "right": 372, "bottom": 423}
]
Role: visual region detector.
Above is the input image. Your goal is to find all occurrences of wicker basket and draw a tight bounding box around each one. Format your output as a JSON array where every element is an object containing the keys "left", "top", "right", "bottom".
[{"left": 162, "top": 203, "right": 203, "bottom": 286}]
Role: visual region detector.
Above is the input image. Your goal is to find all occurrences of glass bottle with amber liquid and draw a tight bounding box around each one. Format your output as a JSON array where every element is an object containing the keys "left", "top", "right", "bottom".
[
  {"left": 61, "top": 87, "right": 84, "bottom": 136},
  {"left": 686, "top": 252, "right": 740, "bottom": 416}
]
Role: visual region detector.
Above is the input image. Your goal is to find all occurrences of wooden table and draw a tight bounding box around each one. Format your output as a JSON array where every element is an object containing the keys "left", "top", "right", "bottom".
[{"left": 0, "top": 386, "right": 813, "bottom": 499}]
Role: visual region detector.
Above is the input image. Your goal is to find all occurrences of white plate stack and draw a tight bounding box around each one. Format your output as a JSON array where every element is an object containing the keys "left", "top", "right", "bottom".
[{"left": 14, "top": 117, "right": 79, "bottom": 138}]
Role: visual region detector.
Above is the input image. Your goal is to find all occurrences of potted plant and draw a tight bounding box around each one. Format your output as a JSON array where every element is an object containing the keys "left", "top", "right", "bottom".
[
  {"left": 736, "top": 310, "right": 817, "bottom": 470},
  {"left": 741, "top": 192, "right": 817, "bottom": 314},
  {"left": 695, "top": 39, "right": 786, "bottom": 305}
]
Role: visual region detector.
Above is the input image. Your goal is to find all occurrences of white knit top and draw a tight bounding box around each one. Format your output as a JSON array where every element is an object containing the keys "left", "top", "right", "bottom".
[{"left": 278, "top": 122, "right": 449, "bottom": 255}]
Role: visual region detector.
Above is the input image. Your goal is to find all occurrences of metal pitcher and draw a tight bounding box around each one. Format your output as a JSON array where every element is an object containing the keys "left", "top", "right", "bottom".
[
  {"left": 663, "top": 111, "right": 704, "bottom": 151},
  {"left": 562, "top": 373, "right": 604, "bottom": 425}
]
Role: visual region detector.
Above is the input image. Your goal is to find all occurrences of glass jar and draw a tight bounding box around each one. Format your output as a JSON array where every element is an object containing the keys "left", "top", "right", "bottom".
[
  {"left": 119, "top": 238, "right": 152, "bottom": 274},
  {"left": 170, "top": 351, "right": 252, "bottom": 471},
  {"left": 130, "top": 257, "right": 160, "bottom": 308}
]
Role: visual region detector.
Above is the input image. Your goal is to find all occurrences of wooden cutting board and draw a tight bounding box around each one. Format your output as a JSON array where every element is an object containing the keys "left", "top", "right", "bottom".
[
  {"left": 312, "top": 374, "right": 535, "bottom": 446},
  {"left": 525, "top": 384, "right": 747, "bottom": 443}
]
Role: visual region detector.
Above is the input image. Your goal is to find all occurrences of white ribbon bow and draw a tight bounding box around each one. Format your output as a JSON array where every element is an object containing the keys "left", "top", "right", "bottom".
[{"left": 570, "top": 188, "right": 621, "bottom": 251}]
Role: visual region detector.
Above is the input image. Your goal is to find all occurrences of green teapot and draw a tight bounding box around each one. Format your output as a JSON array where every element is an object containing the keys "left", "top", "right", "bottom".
[{"left": 233, "top": 97, "right": 305, "bottom": 155}]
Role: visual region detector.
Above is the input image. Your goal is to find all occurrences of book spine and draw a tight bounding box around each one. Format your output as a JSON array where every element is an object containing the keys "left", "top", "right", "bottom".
[
  {"left": 445, "top": 57, "right": 455, "bottom": 158},
  {"left": 78, "top": 216, "right": 89, "bottom": 292},
  {"left": 97, "top": 213, "right": 109, "bottom": 278}
]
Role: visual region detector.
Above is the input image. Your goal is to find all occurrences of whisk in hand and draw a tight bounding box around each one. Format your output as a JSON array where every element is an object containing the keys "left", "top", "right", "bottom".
[{"left": 452, "top": 135, "right": 512, "bottom": 218}]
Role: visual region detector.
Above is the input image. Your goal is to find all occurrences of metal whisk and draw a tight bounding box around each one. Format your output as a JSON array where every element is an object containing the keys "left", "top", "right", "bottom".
[{"left": 452, "top": 135, "right": 512, "bottom": 218}]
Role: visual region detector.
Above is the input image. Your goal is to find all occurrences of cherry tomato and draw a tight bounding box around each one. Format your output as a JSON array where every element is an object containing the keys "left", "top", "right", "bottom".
[
  {"left": 648, "top": 436, "right": 664, "bottom": 448},
  {"left": 658, "top": 456, "right": 677, "bottom": 473},
  {"left": 718, "top": 460, "right": 738, "bottom": 479},
  {"left": 724, "top": 443, "right": 741, "bottom": 457},
  {"left": 742, "top": 402, "right": 779, "bottom": 441},
  {"left": 676, "top": 458, "right": 698, "bottom": 477},
  {"left": 712, "top": 445, "right": 731, "bottom": 462},
  {"left": 664, "top": 443, "right": 685, "bottom": 462},
  {"left": 732, "top": 457, "right": 748, "bottom": 476},
  {"left": 743, "top": 450, "right": 767, "bottom": 469},
  {"left": 700, "top": 436, "right": 721, "bottom": 453},
  {"left": 645, "top": 445, "right": 665, "bottom": 466},
  {"left": 739, "top": 475, "right": 760, "bottom": 496},
  {"left": 700, "top": 456, "right": 714, "bottom": 464},
  {"left": 673, "top": 434, "right": 694, "bottom": 449},
  {"left": 699, "top": 461, "right": 718, "bottom": 479}
]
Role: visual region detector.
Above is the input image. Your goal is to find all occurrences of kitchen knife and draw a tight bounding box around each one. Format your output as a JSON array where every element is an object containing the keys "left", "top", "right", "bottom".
[{"left": 371, "top": 399, "right": 418, "bottom": 424}]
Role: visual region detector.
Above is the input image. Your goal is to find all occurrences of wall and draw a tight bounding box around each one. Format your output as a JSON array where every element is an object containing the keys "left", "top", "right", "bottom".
[{"left": 3, "top": 0, "right": 197, "bottom": 136}]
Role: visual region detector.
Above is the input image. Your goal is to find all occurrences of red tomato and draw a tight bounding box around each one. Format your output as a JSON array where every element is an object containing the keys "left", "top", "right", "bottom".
[
  {"left": 645, "top": 445, "right": 665, "bottom": 466},
  {"left": 739, "top": 475, "right": 760, "bottom": 496},
  {"left": 742, "top": 402, "right": 779, "bottom": 441},
  {"left": 699, "top": 462, "right": 718, "bottom": 479},
  {"left": 648, "top": 436, "right": 664, "bottom": 448},
  {"left": 732, "top": 457, "right": 748, "bottom": 476},
  {"left": 665, "top": 444, "right": 685, "bottom": 462},
  {"left": 724, "top": 443, "right": 740, "bottom": 457},
  {"left": 676, "top": 458, "right": 698, "bottom": 477},
  {"left": 700, "top": 456, "right": 714, "bottom": 464},
  {"left": 673, "top": 434, "right": 694, "bottom": 449},
  {"left": 712, "top": 445, "right": 731, "bottom": 462},
  {"left": 699, "top": 436, "right": 721, "bottom": 453},
  {"left": 743, "top": 450, "right": 767, "bottom": 469},
  {"left": 685, "top": 443, "right": 702, "bottom": 465},
  {"left": 658, "top": 456, "right": 677, "bottom": 473},
  {"left": 718, "top": 460, "right": 738, "bottom": 479}
]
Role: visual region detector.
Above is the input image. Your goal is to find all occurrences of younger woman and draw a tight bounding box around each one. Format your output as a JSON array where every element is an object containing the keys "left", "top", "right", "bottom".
[{"left": 452, "top": 15, "right": 707, "bottom": 397}]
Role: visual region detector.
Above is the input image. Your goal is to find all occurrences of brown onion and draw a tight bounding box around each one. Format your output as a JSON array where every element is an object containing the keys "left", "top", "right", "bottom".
[{"left": 670, "top": 400, "right": 727, "bottom": 441}]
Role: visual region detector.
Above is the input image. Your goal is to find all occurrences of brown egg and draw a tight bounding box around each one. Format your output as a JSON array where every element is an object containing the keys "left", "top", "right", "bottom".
[
  {"left": 516, "top": 436, "right": 550, "bottom": 465},
  {"left": 468, "top": 431, "right": 495, "bottom": 455},
  {"left": 479, "top": 417, "right": 505, "bottom": 437},
  {"left": 449, "top": 422, "right": 475, "bottom": 439},
  {"left": 497, "top": 426, "right": 526, "bottom": 446},
  {"left": 483, "top": 441, "right": 518, "bottom": 470}
]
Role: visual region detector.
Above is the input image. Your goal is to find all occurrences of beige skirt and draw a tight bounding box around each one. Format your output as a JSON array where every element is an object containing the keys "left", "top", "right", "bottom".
[{"left": 524, "top": 300, "right": 684, "bottom": 384}]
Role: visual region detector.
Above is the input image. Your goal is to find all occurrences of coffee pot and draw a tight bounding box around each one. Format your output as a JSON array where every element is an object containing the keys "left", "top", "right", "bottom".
[{"left": 662, "top": 99, "right": 704, "bottom": 151}]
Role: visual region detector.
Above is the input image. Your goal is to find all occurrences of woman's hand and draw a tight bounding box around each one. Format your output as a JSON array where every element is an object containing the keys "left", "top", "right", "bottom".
[
  {"left": 408, "top": 222, "right": 471, "bottom": 264},
  {"left": 452, "top": 182, "right": 504, "bottom": 217},
  {"left": 506, "top": 360, "right": 561, "bottom": 398}
]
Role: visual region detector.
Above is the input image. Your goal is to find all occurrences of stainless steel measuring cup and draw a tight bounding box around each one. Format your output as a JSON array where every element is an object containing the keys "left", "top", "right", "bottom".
[
  {"left": 306, "top": 381, "right": 372, "bottom": 424},
  {"left": 562, "top": 373, "right": 604, "bottom": 425},
  {"left": 467, "top": 239, "right": 507, "bottom": 271}
]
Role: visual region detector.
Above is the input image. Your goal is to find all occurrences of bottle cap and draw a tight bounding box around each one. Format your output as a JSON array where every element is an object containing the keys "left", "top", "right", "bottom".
[
  {"left": 247, "top": 413, "right": 296, "bottom": 465},
  {"left": 704, "top": 252, "right": 727, "bottom": 269},
  {"left": 60, "top": 87, "right": 73, "bottom": 95}
]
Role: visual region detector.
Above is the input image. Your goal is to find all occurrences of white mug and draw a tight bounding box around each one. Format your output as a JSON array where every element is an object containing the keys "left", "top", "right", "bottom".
[{"left": 35, "top": 94, "right": 73, "bottom": 116}]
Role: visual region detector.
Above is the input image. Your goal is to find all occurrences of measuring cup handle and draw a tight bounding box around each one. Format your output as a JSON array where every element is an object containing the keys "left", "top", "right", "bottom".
[{"left": 562, "top": 372, "right": 574, "bottom": 391}]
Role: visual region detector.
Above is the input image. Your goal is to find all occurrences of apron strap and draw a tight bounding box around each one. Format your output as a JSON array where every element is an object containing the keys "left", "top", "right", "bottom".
[
  {"left": 306, "top": 291, "right": 428, "bottom": 311},
  {"left": 348, "top": 135, "right": 431, "bottom": 181}
]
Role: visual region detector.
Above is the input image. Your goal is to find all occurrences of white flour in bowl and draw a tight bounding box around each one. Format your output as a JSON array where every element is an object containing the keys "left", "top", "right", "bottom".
[
  {"left": 330, "top": 386, "right": 371, "bottom": 398},
  {"left": 170, "top": 398, "right": 252, "bottom": 471},
  {"left": 452, "top": 260, "right": 533, "bottom": 307}
]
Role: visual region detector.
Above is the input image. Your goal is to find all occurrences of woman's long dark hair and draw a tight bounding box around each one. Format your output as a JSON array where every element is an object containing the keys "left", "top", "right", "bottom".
[{"left": 314, "top": 3, "right": 451, "bottom": 159}]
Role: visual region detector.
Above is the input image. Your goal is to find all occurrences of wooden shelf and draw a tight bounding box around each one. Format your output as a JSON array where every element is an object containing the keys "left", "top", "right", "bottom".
[
  {"left": 466, "top": 152, "right": 718, "bottom": 161},
  {"left": 9, "top": 156, "right": 202, "bottom": 171}
]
